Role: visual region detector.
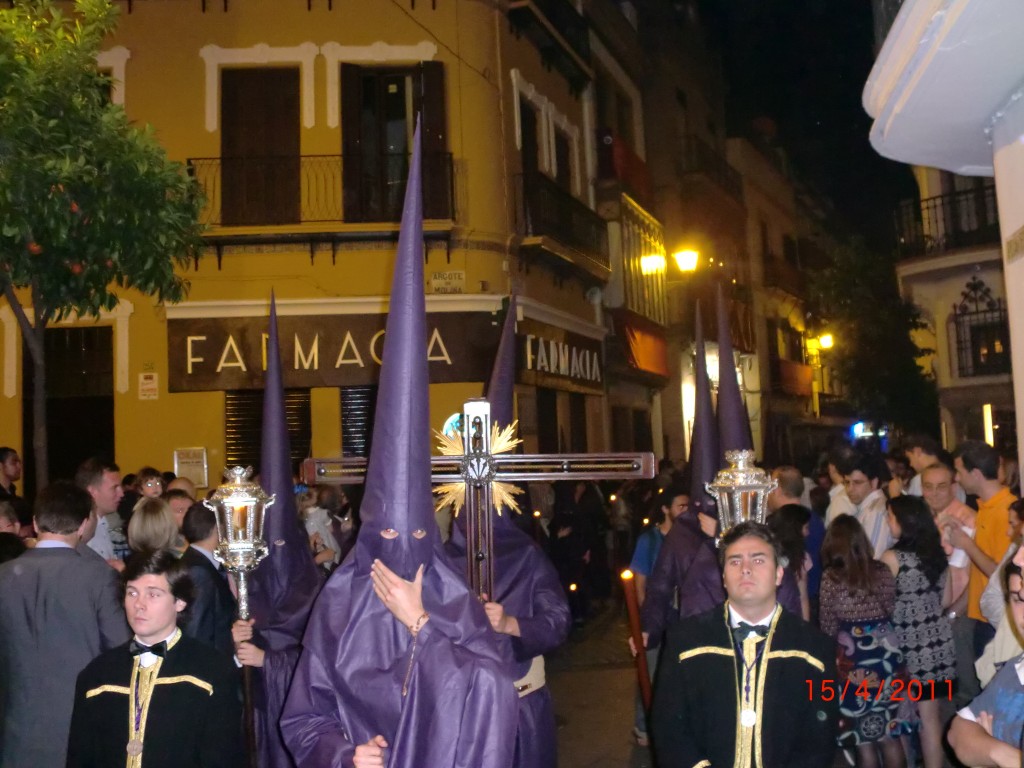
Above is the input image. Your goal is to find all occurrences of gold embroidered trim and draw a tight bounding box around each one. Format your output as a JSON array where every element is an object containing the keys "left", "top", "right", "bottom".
[
  {"left": 165, "top": 627, "right": 183, "bottom": 652},
  {"left": 753, "top": 607, "right": 783, "bottom": 768},
  {"left": 678, "top": 646, "right": 735, "bottom": 662},
  {"left": 154, "top": 675, "right": 214, "bottom": 695},
  {"left": 765, "top": 650, "right": 826, "bottom": 672},
  {"left": 128, "top": 658, "right": 162, "bottom": 768},
  {"left": 85, "top": 685, "right": 131, "bottom": 698},
  {"left": 691, "top": 761, "right": 711, "bottom": 768}
]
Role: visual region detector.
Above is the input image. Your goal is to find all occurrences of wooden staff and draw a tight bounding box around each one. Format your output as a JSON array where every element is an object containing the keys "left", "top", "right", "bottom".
[{"left": 621, "top": 569, "right": 652, "bottom": 711}]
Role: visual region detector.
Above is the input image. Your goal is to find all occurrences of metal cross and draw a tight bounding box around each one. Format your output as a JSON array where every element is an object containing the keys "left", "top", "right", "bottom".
[{"left": 302, "top": 398, "right": 655, "bottom": 598}]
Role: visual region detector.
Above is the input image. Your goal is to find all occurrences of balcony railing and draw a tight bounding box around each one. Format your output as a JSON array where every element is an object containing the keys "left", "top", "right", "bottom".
[
  {"left": 771, "top": 358, "right": 814, "bottom": 397},
  {"left": 679, "top": 135, "right": 744, "bottom": 202},
  {"left": 951, "top": 300, "right": 1011, "bottom": 378},
  {"left": 508, "top": 0, "right": 592, "bottom": 92},
  {"left": 762, "top": 256, "right": 805, "bottom": 298},
  {"left": 187, "top": 153, "right": 453, "bottom": 227},
  {"left": 895, "top": 182, "right": 999, "bottom": 258},
  {"left": 516, "top": 171, "right": 609, "bottom": 277}
]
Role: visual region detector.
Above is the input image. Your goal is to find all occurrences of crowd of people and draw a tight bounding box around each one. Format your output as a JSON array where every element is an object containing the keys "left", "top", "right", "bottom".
[
  {"left": 629, "top": 434, "right": 1024, "bottom": 768},
  {"left": 2, "top": 429, "right": 1024, "bottom": 767}
]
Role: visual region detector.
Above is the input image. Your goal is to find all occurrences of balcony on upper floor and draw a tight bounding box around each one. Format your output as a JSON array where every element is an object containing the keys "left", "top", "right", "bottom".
[
  {"left": 515, "top": 171, "right": 610, "bottom": 284},
  {"left": 508, "top": 0, "right": 592, "bottom": 93},
  {"left": 678, "top": 135, "right": 744, "bottom": 205},
  {"left": 762, "top": 254, "right": 805, "bottom": 299},
  {"left": 895, "top": 181, "right": 999, "bottom": 259},
  {"left": 771, "top": 357, "right": 814, "bottom": 398},
  {"left": 187, "top": 152, "right": 454, "bottom": 229},
  {"left": 950, "top": 285, "right": 1011, "bottom": 379},
  {"left": 594, "top": 128, "right": 653, "bottom": 216}
]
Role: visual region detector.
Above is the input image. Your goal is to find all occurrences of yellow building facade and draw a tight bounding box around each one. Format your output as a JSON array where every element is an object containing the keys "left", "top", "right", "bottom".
[{"left": 0, "top": 0, "right": 668, "bottom": 493}]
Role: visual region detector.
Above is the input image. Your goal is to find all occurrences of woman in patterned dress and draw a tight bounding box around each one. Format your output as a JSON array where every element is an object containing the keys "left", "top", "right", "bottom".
[
  {"left": 820, "top": 515, "right": 912, "bottom": 768},
  {"left": 882, "top": 495, "right": 956, "bottom": 768}
]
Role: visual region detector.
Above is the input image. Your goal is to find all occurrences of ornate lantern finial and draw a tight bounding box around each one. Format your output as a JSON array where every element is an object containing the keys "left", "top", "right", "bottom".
[
  {"left": 705, "top": 450, "right": 777, "bottom": 536},
  {"left": 203, "top": 466, "right": 274, "bottom": 618}
]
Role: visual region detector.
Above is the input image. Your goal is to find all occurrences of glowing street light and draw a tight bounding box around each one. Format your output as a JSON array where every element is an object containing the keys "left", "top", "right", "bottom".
[
  {"left": 818, "top": 333, "right": 834, "bottom": 350},
  {"left": 672, "top": 249, "right": 699, "bottom": 272}
]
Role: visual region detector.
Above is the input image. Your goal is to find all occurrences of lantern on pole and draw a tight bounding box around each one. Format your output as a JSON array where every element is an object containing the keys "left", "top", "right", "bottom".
[
  {"left": 705, "top": 450, "right": 777, "bottom": 535},
  {"left": 203, "top": 466, "right": 273, "bottom": 619}
]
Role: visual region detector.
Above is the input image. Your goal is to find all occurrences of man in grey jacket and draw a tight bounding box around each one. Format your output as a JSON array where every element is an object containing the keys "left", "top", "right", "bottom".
[{"left": 0, "top": 481, "right": 129, "bottom": 768}]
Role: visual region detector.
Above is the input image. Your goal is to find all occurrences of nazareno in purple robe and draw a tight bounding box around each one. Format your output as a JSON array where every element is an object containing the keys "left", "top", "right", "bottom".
[
  {"left": 279, "top": 121, "right": 519, "bottom": 768},
  {"left": 446, "top": 513, "right": 571, "bottom": 768}
]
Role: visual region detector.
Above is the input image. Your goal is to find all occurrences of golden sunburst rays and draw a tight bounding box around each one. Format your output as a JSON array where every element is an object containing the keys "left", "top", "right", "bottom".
[{"left": 432, "top": 421, "right": 524, "bottom": 518}]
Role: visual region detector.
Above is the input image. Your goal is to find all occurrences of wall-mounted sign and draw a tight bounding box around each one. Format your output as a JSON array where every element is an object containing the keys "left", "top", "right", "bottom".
[
  {"left": 138, "top": 372, "right": 159, "bottom": 400},
  {"left": 517, "top": 318, "right": 604, "bottom": 396},
  {"left": 173, "top": 447, "right": 209, "bottom": 489},
  {"left": 167, "top": 311, "right": 500, "bottom": 392},
  {"left": 429, "top": 269, "right": 465, "bottom": 294}
]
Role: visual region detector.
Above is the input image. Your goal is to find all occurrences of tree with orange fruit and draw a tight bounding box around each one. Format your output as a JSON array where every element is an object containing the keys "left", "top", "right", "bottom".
[{"left": 0, "top": 0, "right": 204, "bottom": 487}]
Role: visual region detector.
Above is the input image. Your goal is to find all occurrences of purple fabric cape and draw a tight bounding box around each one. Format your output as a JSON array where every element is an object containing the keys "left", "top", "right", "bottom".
[
  {"left": 249, "top": 294, "right": 323, "bottom": 768},
  {"left": 444, "top": 294, "right": 570, "bottom": 768},
  {"left": 280, "top": 122, "right": 518, "bottom": 768}
]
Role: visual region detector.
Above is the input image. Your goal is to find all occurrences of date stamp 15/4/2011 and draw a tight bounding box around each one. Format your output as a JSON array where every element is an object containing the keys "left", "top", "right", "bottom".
[{"left": 806, "top": 678, "right": 953, "bottom": 702}]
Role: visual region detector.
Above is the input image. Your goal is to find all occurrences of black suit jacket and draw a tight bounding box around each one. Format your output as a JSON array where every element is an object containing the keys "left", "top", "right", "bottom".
[
  {"left": 67, "top": 633, "right": 243, "bottom": 768},
  {"left": 180, "top": 547, "right": 236, "bottom": 657},
  {"left": 652, "top": 602, "right": 838, "bottom": 768}
]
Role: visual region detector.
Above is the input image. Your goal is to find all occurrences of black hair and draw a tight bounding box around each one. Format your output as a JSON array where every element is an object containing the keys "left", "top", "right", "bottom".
[
  {"left": 888, "top": 495, "right": 947, "bottom": 588},
  {"left": 954, "top": 440, "right": 1001, "bottom": 481},
  {"left": 181, "top": 501, "right": 217, "bottom": 544},
  {"left": 766, "top": 504, "right": 809, "bottom": 574},
  {"left": 0, "top": 447, "right": 16, "bottom": 464},
  {"left": 848, "top": 451, "right": 883, "bottom": 482},
  {"left": 123, "top": 548, "right": 195, "bottom": 608},
  {"left": 718, "top": 521, "right": 781, "bottom": 568},
  {"left": 1004, "top": 559, "right": 1023, "bottom": 598},
  {"left": 657, "top": 485, "right": 689, "bottom": 514},
  {"left": 902, "top": 433, "right": 942, "bottom": 457},
  {"left": 33, "top": 481, "right": 92, "bottom": 535},
  {"left": 827, "top": 443, "right": 857, "bottom": 476}
]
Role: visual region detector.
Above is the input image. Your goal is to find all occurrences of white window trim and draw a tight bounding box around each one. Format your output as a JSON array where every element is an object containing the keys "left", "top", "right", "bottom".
[
  {"left": 0, "top": 300, "right": 134, "bottom": 398},
  {"left": 510, "top": 69, "right": 582, "bottom": 196},
  {"left": 96, "top": 46, "right": 131, "bottom": 107},
  {"left": 320, "top": 41, "right": 438, "bottom": 130},
  {"left": 199, "top": 43, "right": 319, "bottom": 133}
]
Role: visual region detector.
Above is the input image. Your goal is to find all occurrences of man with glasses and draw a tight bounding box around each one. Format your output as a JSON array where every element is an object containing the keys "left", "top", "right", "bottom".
[{"left": 841, "top": 452, "right": 892, "bottom": 559}]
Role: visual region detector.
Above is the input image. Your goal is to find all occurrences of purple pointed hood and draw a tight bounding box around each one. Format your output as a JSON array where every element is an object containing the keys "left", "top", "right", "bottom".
[
  {"left": 716, "top": 284, "right": 753, "bottom": 455},
  {"left": 353, "top": 122, "right": 438, "bottom": 581},
  {"left": 689, "top": 301, "right": 720, "bottom": 517},
  {"left": 485, "top": 295, "right": 518, "bottom": 432},
  {"left": 248, "top": 292, "right": 321, "bottom": 649}
]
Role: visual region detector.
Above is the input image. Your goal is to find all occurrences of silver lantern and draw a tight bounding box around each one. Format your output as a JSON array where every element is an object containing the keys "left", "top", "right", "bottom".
[
  {"left": 705, "top": 450, "right": 777, "bottom": 535},
  {"left": 203, "top": 466, "right": 273, "bottom": 619}
]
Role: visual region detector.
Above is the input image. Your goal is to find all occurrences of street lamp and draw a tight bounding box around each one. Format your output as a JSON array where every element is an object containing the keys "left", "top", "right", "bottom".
[
  {"left": 672, "top": 249, "right": 699, "bottom": 272},
  {"left": 818, "top": 333, "right": 834, "bottom": 350}
]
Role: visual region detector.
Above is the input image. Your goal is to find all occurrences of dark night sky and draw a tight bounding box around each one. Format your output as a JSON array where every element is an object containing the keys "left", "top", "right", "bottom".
[{"left": 700, "top": 0, "right": 918, "bottom": 251}]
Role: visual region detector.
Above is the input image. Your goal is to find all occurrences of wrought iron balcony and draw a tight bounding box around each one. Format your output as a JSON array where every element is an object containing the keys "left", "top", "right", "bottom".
[
  {"left": 895, "top": 182, "right": 999, "bottom": 258},
  {"left": 508, "top": 0, "right": 592, "bottom": 92},
  {"left": 762, "top": 256, "right": 805, "bottom": 298},
  {"left": 770, "top": 358, "right": 813, "bottom": 397},
  {"left": 515, "top": 171, "right": 610, "bottom": 282},
  {"left": 951, "top": 282, "right": 1011, "bottom": 377},
  {"left": 186, "top": 153, "right": 453, "bottom": 227},
  {"left": 595, "top": 128, "right": 652, "bottom": 209},
  {"left": 679, "top": 135, "right": 744, "bottom": 203}
]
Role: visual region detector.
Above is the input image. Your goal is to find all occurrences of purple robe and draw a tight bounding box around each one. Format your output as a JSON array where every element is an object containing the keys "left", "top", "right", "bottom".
[
  {"left": 640, "top": 513, "right": 724, "bottom": 647},
  {"left": 280, "top": 121, "right": 518, "bottom": 768},
  {"left": 446, "top": 518, "right": 570, "bottom": 768},
  {"left": 280, "top": 554, "right": 518, "bottom": 768}
]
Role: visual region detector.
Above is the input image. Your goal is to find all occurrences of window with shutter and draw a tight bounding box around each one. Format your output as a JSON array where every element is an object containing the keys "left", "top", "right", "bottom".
[
  {"left": 340, "top": 62, "right": 449, "bottom": 222},
  {"left": 340, "top": 386, "right": 378, "bottom": 457},
  {"left": 221, "top": 68, "right": 301, "bottom": 225},
  {"left": 225, "top": 389, "right": 311, "bottom": 472}
]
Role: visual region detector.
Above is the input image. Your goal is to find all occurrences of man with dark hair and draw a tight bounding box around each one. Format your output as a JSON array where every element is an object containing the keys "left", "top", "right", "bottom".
[
  {"left": 67, "top": 549, "right": 243, "bottom": 767},
  {"left": 651, "top": 521, "right": 837, "bottom": 767},
  {"left": 180, "top": 502, "right": 236, "bottom": 656},
  {"left": 825, "top": 443, "right": 857, "bottom": 525},
  {"left": 770, "top": 465, "right": 825, "bottom": 619},
  {"left": 893, "top": 433, "right": 966, "bottom": 501},
  {"left": 0, "top": 481, "right": 129, "bottom": 767},
  {"left": 76, "top": 457, "right": 126, "bottom": 570},
  {"left": 843, "top": 451, "right": 893, "bottom": 558},
  {"left": 0, "top": 448, "right": 29, "bottom": 534},
  {"left": 950, "top": 439, "right": 1017, "bottom": 657}
]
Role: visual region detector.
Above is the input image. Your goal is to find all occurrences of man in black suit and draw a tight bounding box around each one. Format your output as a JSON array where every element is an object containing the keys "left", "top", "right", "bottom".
[
  {"left": 67, "top": 548, "right": 243, "bottom": 767},
  {"left": 180, "top": 503, "right": 237, "bottom": 656},
  {"left": 0, "top": 481, "right": 129, "bottom": 768},
  {"left": 651, "top": 521, "right": 838, "bottom": 768}
]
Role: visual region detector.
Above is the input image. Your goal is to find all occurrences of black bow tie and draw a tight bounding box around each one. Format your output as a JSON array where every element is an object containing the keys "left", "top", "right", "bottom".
[
  {"left": 129, "top": 639, "right": 167, "bottom": 657},
  {"left": 732, "top": 622, "right": 768, "bottom": 645}
]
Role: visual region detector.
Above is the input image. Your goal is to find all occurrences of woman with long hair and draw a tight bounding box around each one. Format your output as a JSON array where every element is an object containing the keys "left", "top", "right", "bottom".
[
  {"left": 881, "top": 495, "right": 955, "bottom": 768},
  {"left": 820, "top": 515, "right": 911, "bottom": 768},
  {"left": 767, "top": 504, "right": 812, "bottom": 621},
  {"left": 126, "top": 496, "right": 182, "bottom": 553}
]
